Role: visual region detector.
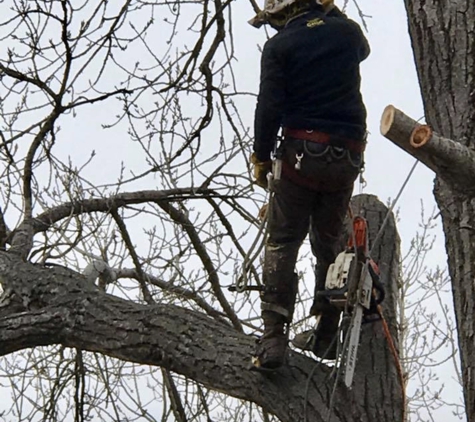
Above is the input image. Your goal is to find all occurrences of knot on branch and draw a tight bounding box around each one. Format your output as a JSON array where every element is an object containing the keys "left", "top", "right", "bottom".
[{"left": 83, "top": 260, "right": 117, "bottom": 290}]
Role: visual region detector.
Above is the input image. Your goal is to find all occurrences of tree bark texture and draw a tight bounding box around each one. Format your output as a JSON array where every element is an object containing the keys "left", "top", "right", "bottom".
[
  {"left": 404, "top": 1, "right": 475, "bottom": 419},
  {"left": 0, "top": 194, "right": 404, "bottom": 421}
]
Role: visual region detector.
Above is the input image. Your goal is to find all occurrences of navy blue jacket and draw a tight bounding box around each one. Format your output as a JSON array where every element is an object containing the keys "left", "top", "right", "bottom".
[{"left": 253, "top": 8, "right": 370, "bottom": 161}]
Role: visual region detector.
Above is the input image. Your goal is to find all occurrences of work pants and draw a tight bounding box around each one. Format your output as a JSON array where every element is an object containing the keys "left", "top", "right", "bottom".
[{"left": 261, "top": 139, "right": 361, "bottom": 320}]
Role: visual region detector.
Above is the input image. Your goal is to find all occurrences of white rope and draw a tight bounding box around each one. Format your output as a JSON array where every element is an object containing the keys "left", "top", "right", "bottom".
[{"left": 369, "top": 159, "right": 419, "bottom": 256}]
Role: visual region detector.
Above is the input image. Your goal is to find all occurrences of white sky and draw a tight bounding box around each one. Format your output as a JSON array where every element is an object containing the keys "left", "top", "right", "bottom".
[{"left": 0, "top": 1, "right": 463, "bottom": 420}]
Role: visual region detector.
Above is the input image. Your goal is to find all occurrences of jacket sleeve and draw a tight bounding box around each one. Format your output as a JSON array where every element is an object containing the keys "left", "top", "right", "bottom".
[
  {"left": 358, "top": 29, "right": 370, "bottom": 61},
  {"left": 352, "top": 20, "right": 370, "bottom": 62},
  {"left": 331, "top": 10, "right": 370, "bottom": 63},
  {"left": 253, "top": 41, "right": 286, "bottom": 162}
]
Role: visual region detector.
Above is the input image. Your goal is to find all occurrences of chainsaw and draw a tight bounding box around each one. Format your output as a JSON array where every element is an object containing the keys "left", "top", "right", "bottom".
[{"left": 316, "top": 216, "right": 384, "bottom": 387}]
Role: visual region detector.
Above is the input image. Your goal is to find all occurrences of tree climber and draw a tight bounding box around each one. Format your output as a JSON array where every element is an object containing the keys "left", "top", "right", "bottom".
[{"left": 249, "top": 0, "right": 370, "bottom": 370}]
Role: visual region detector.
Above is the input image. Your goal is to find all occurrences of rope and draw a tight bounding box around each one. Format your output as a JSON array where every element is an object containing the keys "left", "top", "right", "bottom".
[
  {"left": 303, "top": 319, "right": 343, "bottom": 422},
  {"left": 369, "top": 159, "right": 419, "bottom": 256},
  {"left": 325, "top": 322, "right": 352, "bottom": 422},
  {"left": 357, "top": 160, "right": 417, "bottom": 419},
  {"left": 237, "top": 156, "right": 281, "bottom": 292},
  {"left": 377, "top": 304, "right": 407, "bottom": 421}
]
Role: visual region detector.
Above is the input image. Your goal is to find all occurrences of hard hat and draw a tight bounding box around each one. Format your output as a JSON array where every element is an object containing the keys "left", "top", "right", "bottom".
[{"left": 248, "top": 0, "right": 333, "bottom": 28}]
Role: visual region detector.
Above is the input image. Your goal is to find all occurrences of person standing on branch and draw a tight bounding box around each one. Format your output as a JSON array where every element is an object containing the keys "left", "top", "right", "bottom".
[{"left": 249, "top": 0, "right": 370, "bottom": 370}]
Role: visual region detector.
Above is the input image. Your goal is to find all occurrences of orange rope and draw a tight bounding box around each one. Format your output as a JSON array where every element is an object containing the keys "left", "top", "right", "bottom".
[{"left": 377, "top": 304, "right": 407, "bottom": 421}]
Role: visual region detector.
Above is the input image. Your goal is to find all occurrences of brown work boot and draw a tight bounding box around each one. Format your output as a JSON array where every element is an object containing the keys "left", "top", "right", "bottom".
[
  {"left": 291, "top": 329, "right": 315, "bottom": 351},
  {"left": 292, "top": 310, "right": 341, "bottom": 360},
  {"left": 252, "top": 311, "right": 287, "bottom": 371}
]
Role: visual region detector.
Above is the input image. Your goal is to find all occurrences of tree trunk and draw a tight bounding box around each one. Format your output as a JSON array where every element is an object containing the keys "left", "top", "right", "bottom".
[
  {"left": 0, "top": 194, "right": 404, "bottom": 421},
  {"left": 404, "top": 1, "right": 475, "bottom": 419}
]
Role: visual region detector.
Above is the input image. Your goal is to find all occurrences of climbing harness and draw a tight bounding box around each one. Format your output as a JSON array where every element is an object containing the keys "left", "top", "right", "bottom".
[
  {"left": 283, "top": 128, "right": 366, "bottom": 153},
  {"left": 278, "top": 130, "right": 364, "bottom": 192}
]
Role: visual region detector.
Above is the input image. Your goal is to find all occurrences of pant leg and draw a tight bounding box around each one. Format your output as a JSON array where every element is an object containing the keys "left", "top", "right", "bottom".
[
  {"left": 309, "top": 185, "right": 354, "bottom": 314},
  {"left": 262, "top": 176, "right": 313, "bottom": 322}
]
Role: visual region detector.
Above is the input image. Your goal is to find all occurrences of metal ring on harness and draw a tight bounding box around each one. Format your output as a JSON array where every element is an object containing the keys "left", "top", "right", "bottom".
[
  {"left": 303, "top": 141, "right": 330, "bottom": 157},
  {"left": 330, "top": 146, "right": 346, "bottom": 159},
  {"left": 347, "top": 149, "right": 363, "bottom": 169},
  {"left": 283, "top": 128, "right": 366, "bottom": 153}
]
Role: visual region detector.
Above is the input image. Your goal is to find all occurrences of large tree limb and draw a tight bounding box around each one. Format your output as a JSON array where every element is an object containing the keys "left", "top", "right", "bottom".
[
  {"left": 0, "top": 252, "right": 345, "bottom": 421},
  {"left": 380, "top": 105, "right": 475, "bottom": 191},
  {"left": 0, "top": 194, "right": 404, "bottom": 422}
]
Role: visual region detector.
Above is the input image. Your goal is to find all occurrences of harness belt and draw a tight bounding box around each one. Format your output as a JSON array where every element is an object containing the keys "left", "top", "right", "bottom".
[{"left": 283, "top": 128, "right": 366, "bottom": 153}]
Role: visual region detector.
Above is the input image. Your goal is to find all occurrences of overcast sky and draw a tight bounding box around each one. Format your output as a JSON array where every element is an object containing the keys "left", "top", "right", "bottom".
[{"left": 0, "top": 1, "right": 462, "bottom": 420}]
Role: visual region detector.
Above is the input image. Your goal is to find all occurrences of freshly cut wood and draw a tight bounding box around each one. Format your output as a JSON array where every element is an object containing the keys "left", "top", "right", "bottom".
[
  {"left": 380, "top": 105, "right": 475, "bottom": 189},
  {"left": 380, "top": 105, "right": 421, "bottom": 141},
  {"left": 410, "top": 125, "right": 433, "bottom": 148}
]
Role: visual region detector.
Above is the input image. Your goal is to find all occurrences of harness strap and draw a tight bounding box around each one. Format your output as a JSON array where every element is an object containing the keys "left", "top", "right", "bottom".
[
  {"left": 261, "top": 302, "right": 290, "bottom": 319},
  {"left": 283, "top": 128, "right": 366, "bottom": 153}
]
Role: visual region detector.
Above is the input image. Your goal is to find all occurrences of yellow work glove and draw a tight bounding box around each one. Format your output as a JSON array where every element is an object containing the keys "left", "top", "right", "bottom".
[
  {"left": 250, "top": 153, "right": 272, "bottom": 189},
  {"left": 258, "top": 203, "right": 268, "bottom": 220}
]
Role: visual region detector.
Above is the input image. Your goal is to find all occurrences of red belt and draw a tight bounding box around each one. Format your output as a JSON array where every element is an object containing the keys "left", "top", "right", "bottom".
[{"left": 283, "top": 128, "right": 365, "bottom": 153}]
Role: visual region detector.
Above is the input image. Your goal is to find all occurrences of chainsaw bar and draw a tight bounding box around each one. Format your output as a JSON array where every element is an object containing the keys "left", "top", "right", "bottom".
[{"left": 344, "top": 263, "right": 373, "bottom": 387}]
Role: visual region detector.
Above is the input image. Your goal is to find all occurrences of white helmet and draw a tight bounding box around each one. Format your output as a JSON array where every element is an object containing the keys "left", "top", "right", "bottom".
[{"left": 249, "top": 0, "right": 333, "bottom": 28}]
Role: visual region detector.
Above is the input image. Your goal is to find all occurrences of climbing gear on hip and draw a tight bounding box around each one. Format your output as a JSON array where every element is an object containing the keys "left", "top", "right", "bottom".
[
  {"left": 283, "top": 128, "right": 366, "bottom": 153},
  {"left": 270, "top": 139, "right": 283, "bottom": 187},
  {"left": 294, "top": 152, "right": 304, "bottom": 170},
  {"left": 231, "top": 138, "right": 284, "bottom": 294},
  {"left": 280, "top": 147, "right": 361, "bottom": 192},
  {"left": 275, "top": 129, "right": 364, "bottom": 192}
]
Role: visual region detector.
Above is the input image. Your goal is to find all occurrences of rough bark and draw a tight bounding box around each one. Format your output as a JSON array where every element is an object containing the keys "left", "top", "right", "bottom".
[
  {"left": 0, "top": 194, "right": 403, "bottom": 422},
  {"left": 402, "top": 1, "right": 475, "bottom": 419}
]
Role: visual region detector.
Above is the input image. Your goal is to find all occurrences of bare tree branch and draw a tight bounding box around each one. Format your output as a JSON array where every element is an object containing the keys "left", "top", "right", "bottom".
[
  {"left": 110, "top": 208, "right": 154, "bottom": 304},
  {"left": 156, "top": 200, "right": 243, "bottom": 332}
]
